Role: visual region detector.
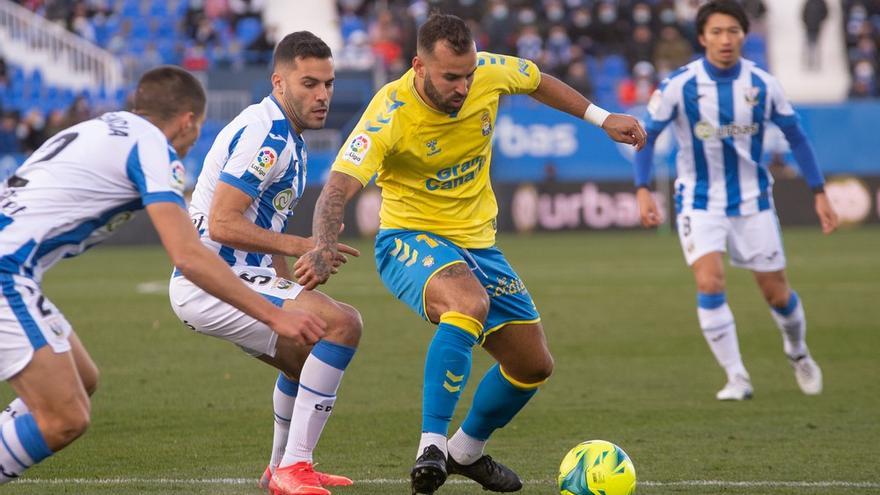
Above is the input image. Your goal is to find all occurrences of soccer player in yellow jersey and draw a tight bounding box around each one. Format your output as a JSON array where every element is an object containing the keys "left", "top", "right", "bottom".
[{"left": 295, "top": 14, "right": 646, "bottom": 495}]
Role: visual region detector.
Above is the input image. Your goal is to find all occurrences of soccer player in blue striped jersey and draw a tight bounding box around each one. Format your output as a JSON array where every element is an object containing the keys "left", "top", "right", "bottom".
[
  {"left": 635, "top": 0, "right": 838, "bottom": 401},
  {"left": 168, "top": 33, "right": 361, "bottom": 495},
  {"left": 0, "top": 67, "right": 324, "bottom": 485}
]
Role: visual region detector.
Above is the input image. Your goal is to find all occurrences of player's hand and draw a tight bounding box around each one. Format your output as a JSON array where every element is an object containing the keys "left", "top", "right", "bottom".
[
  {"left": 637, "top": 187, "right": 662, "bottom": 227},
  {"left": 602, "top": 114, "right": 647, "bottom": 151},
  {"left": 293, "top": 247, "right": 337, "bottom": 290},
  {"left": 814, "top": 191, "right": 839, "bottom": 234},
  {"left": 266, "top": 307, "right": 326, "bottom": 346}
]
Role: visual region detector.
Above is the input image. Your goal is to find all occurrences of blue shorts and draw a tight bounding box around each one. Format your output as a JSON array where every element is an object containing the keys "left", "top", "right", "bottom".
[{"left": 374, "top": 229, "right": 540, "bottom": 341}]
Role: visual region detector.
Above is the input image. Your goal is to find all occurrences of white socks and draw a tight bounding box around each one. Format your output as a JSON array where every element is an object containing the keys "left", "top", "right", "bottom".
[
  {"left": 0, "top": 398, "right": 28, "bottom": 424},
  {"left": 697, "top": 295, "right": 748, "bottom": 381},
  {"left": 270, "top": 374, "right": 298, "bottom": 469},
  {"left": 417, "top": 432, "right": 448, "bottom": 460},
  {"left": 447, "top": 428, "right": 486, "bottom": 465},
  {"left": 279, "top": 341, "right": 355, "bottom": 468},
  {"left": 770, "top": 292, "right": 808, "bottom": 358}
]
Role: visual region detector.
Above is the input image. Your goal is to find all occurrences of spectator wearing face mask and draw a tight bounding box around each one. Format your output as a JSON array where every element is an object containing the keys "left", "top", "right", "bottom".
[
  {"left": 484, "top": 0, "right": 516, "bottom": 54},
  {"left": 850, "top": 59, "right": 878, "bottom": 97},
  {"left": 653, "top": 25, "right": 694, "bottom": 78},
  {"left": 631, "top": 2, "right": 656, "bottom": 34},
  {"left": 563, "top": 59, "right": 594, "bottom": 100},
  {"left": 626, "top": 25, "right": 655, "bottom": 70},
  {"left": 592, "top": 1, "right": 630, "bottom": 55},
  {"left": 545, "top": 25, "right": 573, "bottom": 76},
  {"left": 568, "top": 7, "right": 597, "bottom": 55}
]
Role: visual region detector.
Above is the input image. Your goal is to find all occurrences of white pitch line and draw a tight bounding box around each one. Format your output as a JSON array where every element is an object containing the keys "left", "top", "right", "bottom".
[{"left": 15, "top": 478, "right": 880, "bottom": 489}]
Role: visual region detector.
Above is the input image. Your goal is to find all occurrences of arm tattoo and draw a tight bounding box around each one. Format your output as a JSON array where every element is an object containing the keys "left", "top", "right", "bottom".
[{"left": 314, "top": 183, "right": 346, "bottom": 251}]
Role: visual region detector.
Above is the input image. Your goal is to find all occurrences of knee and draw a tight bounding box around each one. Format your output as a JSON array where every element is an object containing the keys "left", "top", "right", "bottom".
[
  {"left": 529, "top": 353, "right": 555, "bottom": 383},
  {"left": 37, "top": 402, "right": 91, "bottom": 450},
  {"left": 431, "top": 290, "right": 489, "bottom": 324},
  {"left": 765, "top": 290, "right": 791, "bottom": 309},
  {"left": 81, "top": 366, "right": 99, "bottom": 397},
  {"left": 696, "top": 276, "right": 725, "bottom": 295},
  {"left": 328, "top": 304, "right": 363, "bottom": 347},
  {"left": 505, "top": 353, "right": 554, "bottom": 385}
]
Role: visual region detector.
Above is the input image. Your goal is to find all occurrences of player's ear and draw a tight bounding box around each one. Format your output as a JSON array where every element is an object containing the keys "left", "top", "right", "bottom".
[
  {"left": 271, "top": 71, "right": 284, "bottom": 94},
  {"left": 413, "top": 56, "right": 425, "bottom": 78}
]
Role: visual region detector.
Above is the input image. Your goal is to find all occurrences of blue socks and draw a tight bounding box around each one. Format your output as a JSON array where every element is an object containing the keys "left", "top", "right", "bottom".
[
  {"left": 462, "top": 364, "right": 540, "bottom": 440},
  {"left": 421, "top": 312, "right": 481, "bottom": 435}
]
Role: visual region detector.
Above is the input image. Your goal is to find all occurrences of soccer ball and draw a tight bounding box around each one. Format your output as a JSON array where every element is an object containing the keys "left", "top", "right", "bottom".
[{"left": 557, "top": 440, "right": 637, "bottom": 495}]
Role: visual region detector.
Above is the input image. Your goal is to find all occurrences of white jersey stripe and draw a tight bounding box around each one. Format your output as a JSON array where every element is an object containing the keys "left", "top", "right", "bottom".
[{"left": 186, "top": 95, "right": 307, "bottom": 271}]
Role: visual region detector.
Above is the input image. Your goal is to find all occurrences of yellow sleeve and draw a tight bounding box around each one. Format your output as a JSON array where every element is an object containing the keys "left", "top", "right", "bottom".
[
  {"left": 331, "top": 88, "right": 397, "bottom": 185},
  {"left": 477, "top": 51, "right": 542, "bottom": 96}
]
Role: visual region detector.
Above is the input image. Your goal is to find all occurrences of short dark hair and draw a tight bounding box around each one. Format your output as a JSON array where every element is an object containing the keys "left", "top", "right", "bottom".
[
  {"left": 697, "top": 0, "right": 750, "bottom": 35},
  {"left": 273, "top": 31, "right": 332, "bottom": 69},
  {"left": 133, "top": 66, "right": 206, "bottom": 122},
  {"left": 417, "top": 14, "right": 473, "bottom": 56}
]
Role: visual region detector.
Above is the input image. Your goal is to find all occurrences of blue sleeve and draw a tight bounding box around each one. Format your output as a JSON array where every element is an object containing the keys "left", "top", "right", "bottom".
[
  {"left": 773, "top": 113, "right": 824, "bottom": 188},
  {"left": 634, "top": 133, "right": 660, "bottom": 188}
]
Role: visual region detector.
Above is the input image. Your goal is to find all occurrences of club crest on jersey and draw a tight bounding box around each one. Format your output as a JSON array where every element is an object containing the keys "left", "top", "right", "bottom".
[
  {"left": 274, "top": 278, "right": 293, "bottom": 290},
  {"left": 480, "top": 111, "right": 492, "bottom": 136},
  {"left": 169, "top": 160, "right": 186, "bottom": 193},
  {"left": 249, "top": 147, "right": 277, "bottom": 179},
  {"left": 744, "top": 87, "right": 761, "bottom": 106},
  {"left": 426, "top": 139, "right": 441, "bottom": 156},
  {"left": 273, "top": 188, "right": 294, "bottom": 212},
  {"left": 343, "top": 134, "right": 370, "bottom": 165},
  {"left": 422, "top": 255, "right": 435, "bottom": 268}
]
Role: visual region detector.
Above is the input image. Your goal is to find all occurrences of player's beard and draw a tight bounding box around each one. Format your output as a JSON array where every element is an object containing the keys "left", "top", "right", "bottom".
[
  {"left": 424, "top": 73, "right": 463, "bottom": 114},
  {"left": 281, "top": 90, "right": 327, "bottom": 131}
]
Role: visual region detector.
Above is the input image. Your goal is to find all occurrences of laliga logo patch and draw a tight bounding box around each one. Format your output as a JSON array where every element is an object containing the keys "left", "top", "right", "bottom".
[
  {"left": 343, "top": 134, "right": 370, "bottom": 165},
  {"left": 249, "top": 147, "right": 278, "bottom": 179},
  {"left": 169, "top": 161, "right": 186, "bottom": 193}
]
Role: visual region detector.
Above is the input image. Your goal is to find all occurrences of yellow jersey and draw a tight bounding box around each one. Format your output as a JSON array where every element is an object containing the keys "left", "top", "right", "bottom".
[{"left": 331, "top": 52, "right": 542, "bottom": 248}]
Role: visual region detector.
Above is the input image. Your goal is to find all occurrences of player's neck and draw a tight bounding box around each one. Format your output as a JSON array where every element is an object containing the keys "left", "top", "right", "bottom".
[
  {"left": 270, "top": 92, "right": 305, "bottom": 135},
  {"left": 412, "top": 77, "right": 445, "bottom": 114},
  {"left": 703, "top": 57, "right": 742, "bottom": 80}
]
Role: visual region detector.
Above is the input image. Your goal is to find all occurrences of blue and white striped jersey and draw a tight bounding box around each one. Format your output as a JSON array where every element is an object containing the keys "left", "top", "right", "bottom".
[
  {"left": 187, "top": 95, "right": 307, "bottom": 269},
  {"left": 0, "top": 112, "right": 186, "bottom": 282},
  {"left": 644, "top": 58, "right": 801, "bottom": 216}
]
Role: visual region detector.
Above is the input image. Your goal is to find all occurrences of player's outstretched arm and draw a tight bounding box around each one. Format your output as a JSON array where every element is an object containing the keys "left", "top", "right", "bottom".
[
  {"left": 529, "top": 72, "right": 647, "bottom": 150},
  {"left": 208, "top": 182, "right": 359, "bottom": 260},
  {"left": 146, "top": 202, "right": 326, "bottom": 345},
  {"left": 294, "top": 171, "right": 364, "bottom": 290}
]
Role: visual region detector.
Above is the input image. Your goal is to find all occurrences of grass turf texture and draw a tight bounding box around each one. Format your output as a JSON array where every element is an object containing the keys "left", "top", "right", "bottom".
[{"left": 3, "top": 228, "right": 878, "bottom": 494}]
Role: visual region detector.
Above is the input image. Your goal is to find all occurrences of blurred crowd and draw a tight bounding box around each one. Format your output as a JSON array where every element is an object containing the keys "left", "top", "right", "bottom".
[
  {"left": 844, "top": 0, "right": 880, "bottom": 97},
  {"left": 3, "top": 0, "right": 880, "bottom": 155},
  {"left": 12, "top": 0, "right": 277, "bottom": 76},
  {"left": 335, "top": 0, "right": 769, "bottom": 108}
]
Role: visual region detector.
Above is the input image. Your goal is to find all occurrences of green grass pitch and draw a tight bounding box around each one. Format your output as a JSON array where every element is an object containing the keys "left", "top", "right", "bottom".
[{"left": 3, "top": 227, "right": 879, "bottom": 494}]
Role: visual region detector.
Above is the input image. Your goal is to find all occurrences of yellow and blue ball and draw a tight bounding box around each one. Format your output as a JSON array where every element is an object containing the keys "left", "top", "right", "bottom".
[{"left": 558, "top": 440, "right": 636, "bottom": 495}]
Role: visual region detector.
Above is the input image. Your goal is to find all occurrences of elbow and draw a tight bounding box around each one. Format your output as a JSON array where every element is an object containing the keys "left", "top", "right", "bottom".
[{"left": 208, "top": 216, "right": 233, "bottom": 245}]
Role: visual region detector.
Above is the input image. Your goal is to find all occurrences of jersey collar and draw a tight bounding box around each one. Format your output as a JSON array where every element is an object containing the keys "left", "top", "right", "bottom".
[
  {"left": 701, "top": 57, "right": 742, "bottom": 82},
  {"left": 268, "top": 94, "right": 305, "bottom": 145}
]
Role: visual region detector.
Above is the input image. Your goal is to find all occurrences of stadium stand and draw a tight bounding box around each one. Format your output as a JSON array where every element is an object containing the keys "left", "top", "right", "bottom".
[{"left": 2, "top": 0, "right": 878, "bottom": 182}]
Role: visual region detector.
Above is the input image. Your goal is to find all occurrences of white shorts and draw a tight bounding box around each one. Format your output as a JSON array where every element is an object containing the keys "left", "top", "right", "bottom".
[
  {"left": 0, "top": 274, "right": 72, "bottom": 380},
  {"left": 676, "top": 209, "right": 787, "bottom": 272},
  {"left": 168, "top": 266, "right": 305, "bottom": 357}
]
